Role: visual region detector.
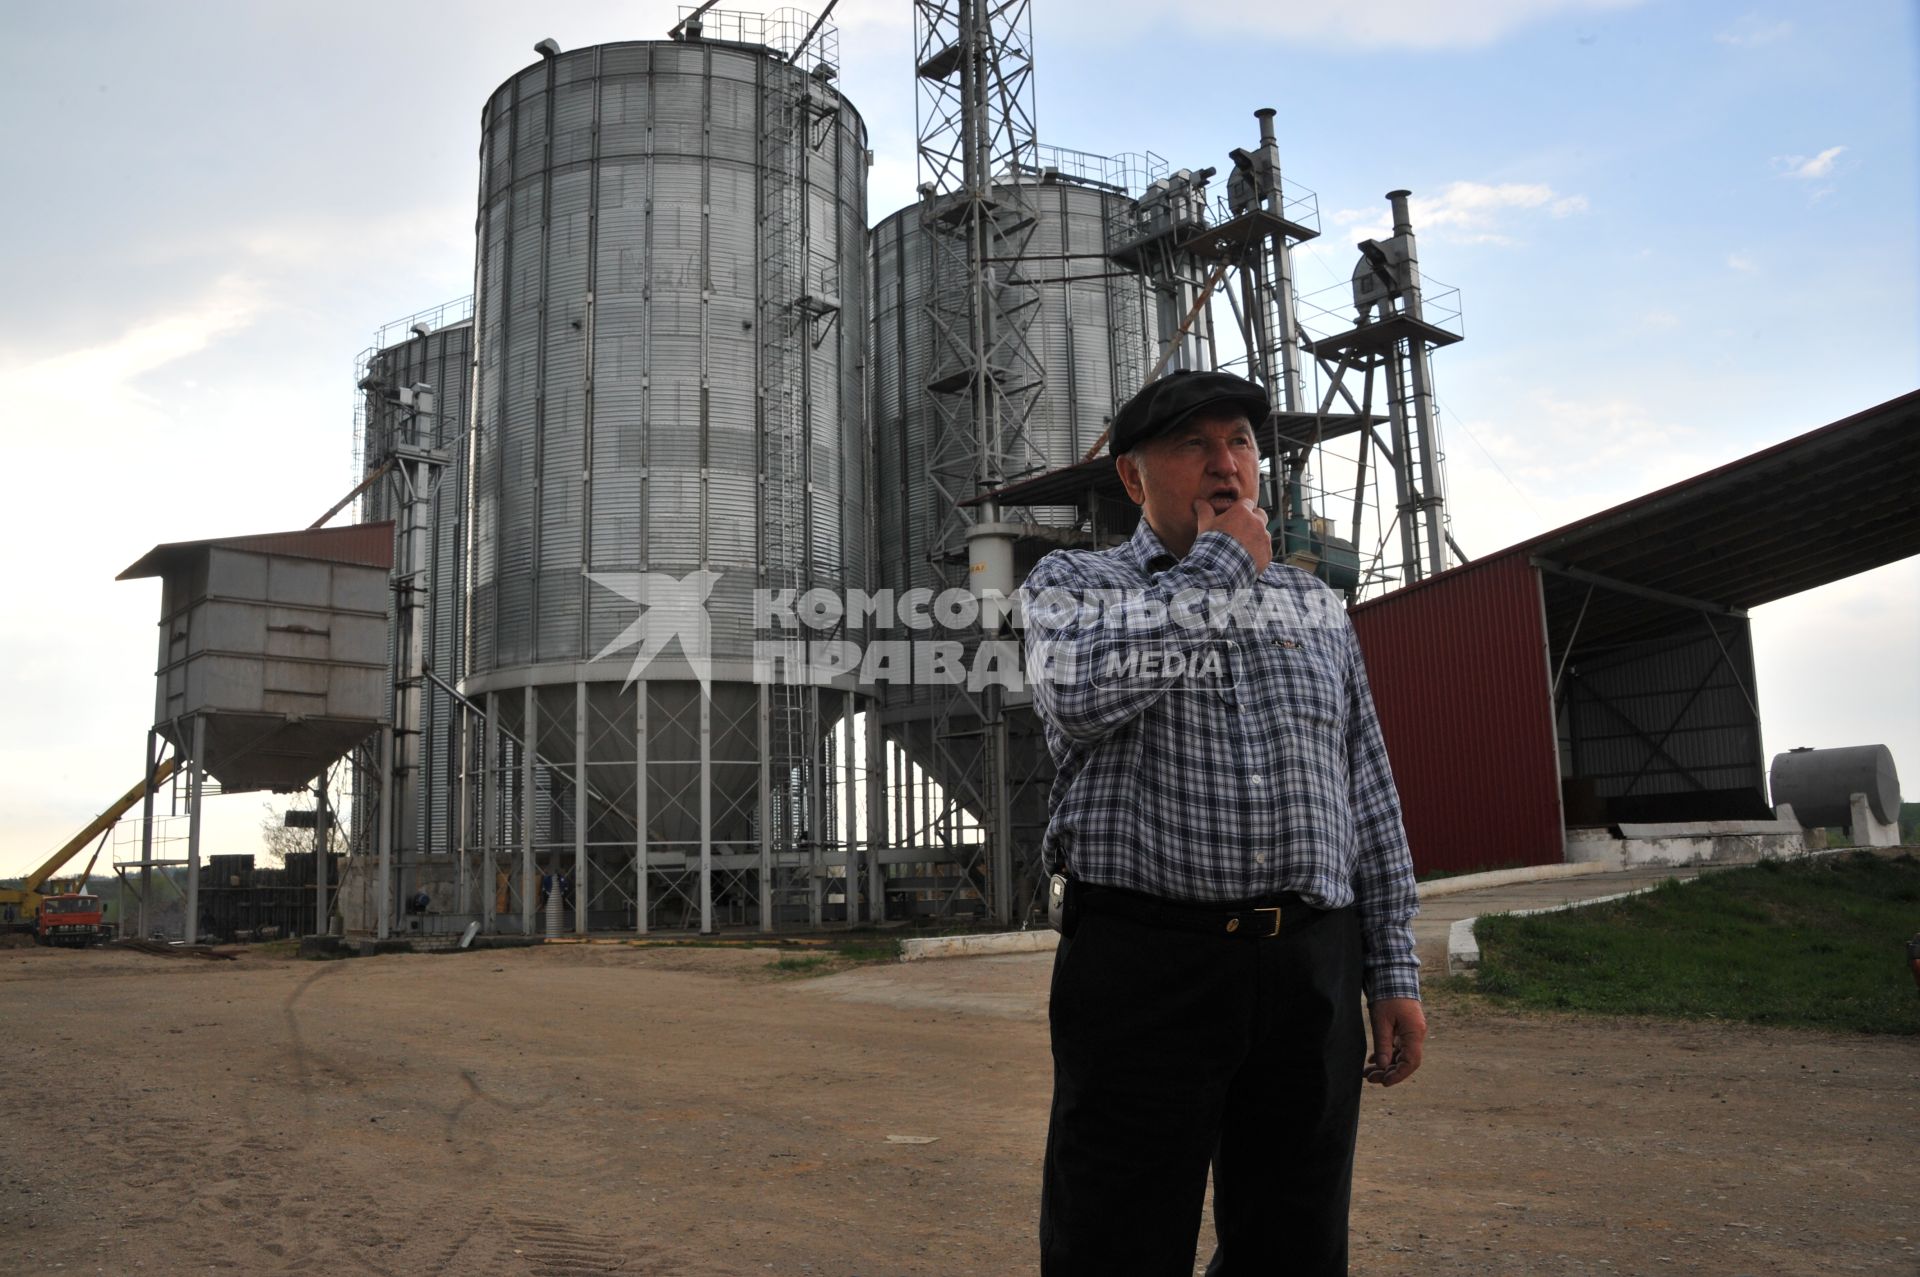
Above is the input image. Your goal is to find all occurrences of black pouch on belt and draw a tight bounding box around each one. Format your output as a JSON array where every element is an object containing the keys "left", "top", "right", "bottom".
[{"left": 1047, "top": 872, "right": 1080, "bottom": 938}]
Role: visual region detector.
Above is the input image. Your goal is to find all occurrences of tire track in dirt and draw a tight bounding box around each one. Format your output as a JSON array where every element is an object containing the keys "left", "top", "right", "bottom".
[{"left": 507, "top": 1211, "right": 750, "bottom": 1277}]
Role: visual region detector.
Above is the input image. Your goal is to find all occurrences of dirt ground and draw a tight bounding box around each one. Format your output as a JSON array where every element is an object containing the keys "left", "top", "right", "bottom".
[{"left": 3, "top": 941, "right": 1914, "bottom": 1276}]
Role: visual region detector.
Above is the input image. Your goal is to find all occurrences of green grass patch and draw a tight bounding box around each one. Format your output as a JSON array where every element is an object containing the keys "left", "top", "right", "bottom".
[
  {"left": 1473, "top": 853, "right": 1920, "bottom": 1035},
  {"left": 764, "top": 937, "right": 900, "bottom": 979}
]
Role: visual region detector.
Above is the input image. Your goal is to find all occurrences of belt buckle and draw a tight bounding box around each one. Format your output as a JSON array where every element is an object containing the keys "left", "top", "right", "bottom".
[{"left": 1255, "top": 905, "right": 1283, "bottom": 937}]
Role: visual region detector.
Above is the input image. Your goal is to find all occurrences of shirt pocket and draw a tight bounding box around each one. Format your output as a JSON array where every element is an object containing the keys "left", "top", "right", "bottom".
[{"left": 1257, "top": 627, "right": 1348, "bottom": 730}]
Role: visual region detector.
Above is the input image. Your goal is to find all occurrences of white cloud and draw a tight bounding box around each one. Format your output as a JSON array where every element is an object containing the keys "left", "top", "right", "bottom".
[
  {"left": 1715, "top": 15, "right": 1794, "bottom": 47},
  {"left": 1295, "top": 386, "right": 1725, "bottom": 581},
  {"left": 1507, "top": 392, "right": 1714, "bottom": 486},
  {"left": 0, "top": 278, "right": 276, "bottom": 880},
  {"left": 0, "top": 274, "right": 264, "bottom": 445},
  {"left": 1046, "top": 0, "right": 1644, "bottom": 48},
  {"left": 0, "top": 208, "right": 425, "bottom": 880},
  {"left": 1725, "top": 252, "right": 1758, "bottom": 273},
  {"left": 1434, "top": 390, "right": 1728, "bottom": 554},
  {"left": 1751, "top": 559, "right": 1920, "bottom": 780},
  {"left": 235, "top": 205, "right": 472, "bottom": 273},
  {"left": 1772, "top": 145, "right": 1846, "bottom": 180},
  {"left": 1331, "top": 180, "right": 1589, "bottom": 246}
]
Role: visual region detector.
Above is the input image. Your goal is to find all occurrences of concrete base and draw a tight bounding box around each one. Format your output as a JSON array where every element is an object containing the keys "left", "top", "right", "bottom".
[
  {"left": 1416, "top": 861, "right": 1616, "bottom": 899},
  {"left": 1850, "top": 792, "right": 1902, "bottom": 848},
  {"left": 340, "top": 857, "right": 537, "bottom": 937},
  {"left": 298, "top": 934, "right": 351, "bottom": 960},
  {"left": 1447, "top": 886, "right": 1669, "bottom": 976},
  {"left": 302, "top": 932, "right": 544, "bottom": 959},
  {"left": 394, "top": 911, "right": 484, "bottom": 937},
  {"left": 1565, "top": 820, "right": 1806, "bottom": 870},
  {"left": 899, "top": 929, "right": 1058, "bottom": 962},
  {"left": 1446, "top": 918, "right": 1481, "bottom": 974}
]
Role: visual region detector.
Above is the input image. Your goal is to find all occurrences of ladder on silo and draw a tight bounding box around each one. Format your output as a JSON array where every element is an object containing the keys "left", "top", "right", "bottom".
[{"left": 758, "top": 55, "right": 821, "bottom": 929}]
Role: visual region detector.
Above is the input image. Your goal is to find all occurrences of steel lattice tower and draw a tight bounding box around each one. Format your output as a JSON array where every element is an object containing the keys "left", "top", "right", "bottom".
[{"left": 909, "top": 0, "right": 1043, "bottom": 923}]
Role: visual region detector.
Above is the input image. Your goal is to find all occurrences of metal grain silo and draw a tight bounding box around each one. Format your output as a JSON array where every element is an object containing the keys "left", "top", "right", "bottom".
[
  {"left": 871, "top": 173, "right": 1155, "bottom": 608},
  {"left": 462, "top": 30, "right": 870, "bottom": 935},
  {"left": 359, "top": 313, "right": 473, "bottom": 866},
  {"left": 868, "top": 166, "right": 1157, "bottom": 917}
]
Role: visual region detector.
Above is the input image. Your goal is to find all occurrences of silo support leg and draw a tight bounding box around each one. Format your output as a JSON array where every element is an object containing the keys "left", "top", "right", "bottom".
[{"left": 574, "top": 681, "right": 588, "bottom": 937}]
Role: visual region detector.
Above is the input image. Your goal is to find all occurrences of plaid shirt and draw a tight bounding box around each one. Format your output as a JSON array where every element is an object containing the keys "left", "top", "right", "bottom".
[{"left": 1020, "top": 519, "right": 1421, "bottom": 1003}]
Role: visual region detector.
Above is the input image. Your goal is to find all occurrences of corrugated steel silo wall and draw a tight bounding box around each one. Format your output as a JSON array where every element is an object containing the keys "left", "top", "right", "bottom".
[
  {"left": 1020, "top": 180, "right": 1156, "bottom": 483},
  {"left": 869, "top": 181, "right": 1151, "bottom": 907},
  {"left": 870, "top": 178, "right": 1154, "bottom": 658},
  {"left": 362, "top": 321, "right": 473, "bottom": 856},
  {"left": 1349, "top": 552, "right": 1564, "bottom": 874},
  {"left": 468, "top": 41, "right": 869, "bottom": 678}
]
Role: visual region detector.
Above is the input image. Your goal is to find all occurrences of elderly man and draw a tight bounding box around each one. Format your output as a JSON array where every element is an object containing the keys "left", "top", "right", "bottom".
[{"left": 1020, "top": 368, "right": 1425, "bottom": 1276}]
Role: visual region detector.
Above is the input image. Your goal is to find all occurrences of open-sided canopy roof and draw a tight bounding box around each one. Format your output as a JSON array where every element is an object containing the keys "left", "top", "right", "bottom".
[
  {"left": 1363, "top": 389, "right": 1920, "bottom": 649},
  {"left": 1531, "top": 390, "right": 1917, "bottom": 600}
]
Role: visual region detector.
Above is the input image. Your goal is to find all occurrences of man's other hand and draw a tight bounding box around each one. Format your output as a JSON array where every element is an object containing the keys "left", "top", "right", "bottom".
[
  {"left": 1194, "top": 497, "right": 1272, "bottom": 575},
  {"left": 1363, "top": 997, "right": 1426, "bottom": 1087}
]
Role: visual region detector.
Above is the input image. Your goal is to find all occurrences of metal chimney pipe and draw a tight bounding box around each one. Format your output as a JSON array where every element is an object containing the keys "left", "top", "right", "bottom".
[
  {"left": 1381, "top": 188, "right": 1448, "bottom": 577},
  {"left": 1384, "top": 191, "right": 1422, "bottom": 319},
  {"left": 1256, "top": 109, "right": 1304, "bottom": 416},
  {"left": 1255, "top": 109, "right": 1280, "bottom": 208},
  {"left": 1387, "top": 189, "right": 1414, "bottom": 237}
]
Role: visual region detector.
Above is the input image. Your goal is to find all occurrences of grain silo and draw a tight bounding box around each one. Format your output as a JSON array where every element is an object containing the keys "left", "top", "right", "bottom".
[
  {"left": 871, "top": 169, "right": 1155, "bottom": 602},
  {"left": 358, "top": 311, "right": 473, "bottom": 866},
  {"left": 868, "top": 160, "right": 1159, "bottom": 915},
  {"left": 460, "top": 27, "right": 870, "bottom": 935}
]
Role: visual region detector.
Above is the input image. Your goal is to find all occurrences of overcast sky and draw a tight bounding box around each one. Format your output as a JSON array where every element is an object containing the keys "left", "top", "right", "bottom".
[{"left": 1, "top": 0, "right": 1914, "bottom": 878}]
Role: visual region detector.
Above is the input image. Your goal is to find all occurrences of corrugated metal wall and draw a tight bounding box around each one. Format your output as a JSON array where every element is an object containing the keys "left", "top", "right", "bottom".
[
  {"left": 866, "top": 177, "right": 1151, "bottom": 906},
  {"left": 1349, "top": 551, "right": 1564, "bottom": 874},
  {"left": 468, "top": 40, "right": 869, "bottom": 676},
  {"left": 443, "top": 40, "right": 873, "bottom": 932},
  {"left": 869, "top": 177, "right": 1155, "bottom": 700},
  {"left": 1558, "top": 616, "right": 1766, "bottom": 820}
]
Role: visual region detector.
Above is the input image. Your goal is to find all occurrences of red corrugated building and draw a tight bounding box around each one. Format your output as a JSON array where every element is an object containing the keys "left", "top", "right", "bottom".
[
  {"left": 1349, "top": 390, "right": 1919, "bottom": 876},
  {"left": 1351, "top": 553, "right": 1562, "bottom": 875}
]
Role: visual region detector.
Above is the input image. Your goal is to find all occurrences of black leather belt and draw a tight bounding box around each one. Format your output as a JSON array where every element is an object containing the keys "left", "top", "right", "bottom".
[{"left": 1075, "top": 882, "right": 1310, "bottom": 938}]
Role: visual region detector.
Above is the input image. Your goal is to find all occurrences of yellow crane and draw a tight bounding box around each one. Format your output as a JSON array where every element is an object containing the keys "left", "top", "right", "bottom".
[{"left": 1, "top": 758, "right": 177, "bottom": 938}]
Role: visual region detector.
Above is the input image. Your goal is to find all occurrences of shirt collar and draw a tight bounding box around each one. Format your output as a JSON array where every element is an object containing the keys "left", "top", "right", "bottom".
[
  {"left": 1122, "top": 514, "right": 1284, "bottom": 584},
  {"left": 1123, "top": 518, "right": 1181, "bottom": 576}
]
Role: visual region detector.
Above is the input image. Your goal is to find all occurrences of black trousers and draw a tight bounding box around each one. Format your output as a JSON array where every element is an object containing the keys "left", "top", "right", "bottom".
[{"left": 1039, "top": 893, "right": 1366, "bottom": 1276}]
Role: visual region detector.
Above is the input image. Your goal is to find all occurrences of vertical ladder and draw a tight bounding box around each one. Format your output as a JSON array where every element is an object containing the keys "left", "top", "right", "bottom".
[{"left": 759, "top": 58, "right": 815, "bottom": 926}]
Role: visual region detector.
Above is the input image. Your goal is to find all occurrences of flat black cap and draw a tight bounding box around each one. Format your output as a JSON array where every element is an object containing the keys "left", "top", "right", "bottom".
[{"left": 1108, "top": 369, "right": 1270, "bottom": 456}]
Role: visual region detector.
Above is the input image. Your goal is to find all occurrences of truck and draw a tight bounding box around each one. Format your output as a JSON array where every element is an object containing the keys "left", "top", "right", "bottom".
[
  {"left": 33, "top": 893, "right": 113, "bottom": 946},
  {"left": 2, "top": 758, "right": 175, "bottom": 944}
]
